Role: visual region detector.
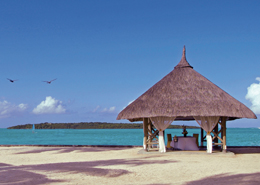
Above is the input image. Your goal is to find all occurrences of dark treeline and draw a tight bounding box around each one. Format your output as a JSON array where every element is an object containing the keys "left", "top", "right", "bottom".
[{"left": 8, "top": 122, "right": 199, "bottom": 129}]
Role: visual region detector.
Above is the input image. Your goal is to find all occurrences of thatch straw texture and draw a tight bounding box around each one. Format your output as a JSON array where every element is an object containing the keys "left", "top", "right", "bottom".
[{"left": 117, "top": 47, "right": 257, "bottom": 122}]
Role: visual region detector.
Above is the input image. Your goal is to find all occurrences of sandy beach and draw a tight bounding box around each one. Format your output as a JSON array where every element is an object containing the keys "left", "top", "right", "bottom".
[{"left": 0, "top": 146, "right": 260, "bottom": 185}]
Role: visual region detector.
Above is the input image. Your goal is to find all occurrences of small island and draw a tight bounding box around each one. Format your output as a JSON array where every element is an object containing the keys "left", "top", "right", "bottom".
[{"left": 8, "top": 122, "right": 199, "bottom": 129}]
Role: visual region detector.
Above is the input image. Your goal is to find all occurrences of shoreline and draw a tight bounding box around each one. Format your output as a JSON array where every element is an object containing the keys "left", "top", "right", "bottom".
[
  {"left": 0, "top": 144, "right": 142, "bottom": 148},
  {"left": 1, "top": 144, "right": 260, "bottom": 148},
  {"left": 1, "top": 145, "right": 260, "bottom": 155}
]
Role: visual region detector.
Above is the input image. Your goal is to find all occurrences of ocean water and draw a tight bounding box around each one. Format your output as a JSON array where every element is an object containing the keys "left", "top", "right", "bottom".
[{"left": 0, "top": 128, "right": 259, "bottom": 146}]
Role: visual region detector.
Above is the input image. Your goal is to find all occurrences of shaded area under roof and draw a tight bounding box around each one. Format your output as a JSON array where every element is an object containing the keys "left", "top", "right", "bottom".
[{"left": 117, "top": 46, "right": 257, "bottom": 122}]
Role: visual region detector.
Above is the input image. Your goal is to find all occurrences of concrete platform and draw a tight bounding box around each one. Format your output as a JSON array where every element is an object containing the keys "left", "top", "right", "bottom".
[{"left": 138, "top": 146, "right": 260, "bottom": 155}]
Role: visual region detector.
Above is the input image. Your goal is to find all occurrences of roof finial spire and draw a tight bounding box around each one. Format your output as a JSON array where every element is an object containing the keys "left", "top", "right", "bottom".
[
  {"left": 182, "top": 45, "right": 186, "bottom": 58},
  {"left": 174, "top": 45, "right": 193, "bottom": 69}
]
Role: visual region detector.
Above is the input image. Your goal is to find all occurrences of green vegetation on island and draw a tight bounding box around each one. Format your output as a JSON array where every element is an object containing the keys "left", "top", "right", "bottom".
[{"left": 7, "top": 122, "right": 199, "bottom": 129}]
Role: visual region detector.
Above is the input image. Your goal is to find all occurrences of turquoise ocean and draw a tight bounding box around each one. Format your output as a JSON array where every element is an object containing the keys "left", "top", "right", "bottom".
[{"left": 0, "top": 128, "right": 259, "bottom": 146}]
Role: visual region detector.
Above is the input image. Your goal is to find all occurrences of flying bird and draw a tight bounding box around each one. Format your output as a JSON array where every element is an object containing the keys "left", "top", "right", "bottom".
[
  {"left": 43, "top": 78, "right": 57, "bottom": 84},
  {"left": 7, "top": 78, "right": 18, "bottom": 83}
]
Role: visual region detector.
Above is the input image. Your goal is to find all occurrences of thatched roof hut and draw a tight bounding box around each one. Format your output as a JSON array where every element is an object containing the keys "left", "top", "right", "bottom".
[
  {"left": 117, "top": 46, "right": 256, "bottom": 153},
  {"left": 117, "top": 46, "right": 257, "bottom": 122}
]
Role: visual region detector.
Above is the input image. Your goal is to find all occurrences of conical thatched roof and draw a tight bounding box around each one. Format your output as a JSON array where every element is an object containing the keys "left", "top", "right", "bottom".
[{"left": 117, "top": 46, "right": 257, "bottom": 122}]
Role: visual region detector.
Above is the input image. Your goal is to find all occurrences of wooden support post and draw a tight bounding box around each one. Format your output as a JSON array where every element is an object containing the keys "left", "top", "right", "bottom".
[
  {"left": 143, "top": 118, "right": 148, "bottom": 149},
  {"left": 146, "top": 118, "right": 159, "bottom": 151},
  {"left": 163, "top": 130, "right": 165, "bottom": 142},
  {"left": 148, "top": 119, "right": 152, "bottom": 143},
  {"left": 200, "top": 128, "right": 204, "bottom": 147},
  {"left": 221, "top": 119, "right": 224, "bottom": 151},
  {"left": 221, "top": 117, "right": 227, "bottom": 153},
  {"left": 213, "top": 123, "right": 219, "bottom": 149}
]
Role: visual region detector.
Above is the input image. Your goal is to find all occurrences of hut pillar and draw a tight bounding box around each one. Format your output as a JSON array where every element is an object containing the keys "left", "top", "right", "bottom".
[
  {"left": 221, "top": 117, "right": 227, "bottom": 153},
  {"left": 213, "top": 124, "right": 219, "bottom": 149},
  {"left": 146, "top": 119, "right": 159, "bottom": 151},
  {"left": 148, "top": 120, "right": 152, "bottom": 144},
  {"left": 143, "top": 118, "right": 148, "bottom": 149},
  {"left": 200, "top": 128, "right": 205, "bottom": 147}
]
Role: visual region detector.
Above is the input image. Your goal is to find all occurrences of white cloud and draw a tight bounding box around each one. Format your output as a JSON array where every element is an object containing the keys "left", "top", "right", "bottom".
[
  {"left": 0, "top": 100, "right": 28, "bottom": 118},
  {"left": 245, "top": 77, "right": 260, "bottom": 114},
  {"left": 102, "top": 106, "right": 116, "bottom": 113},
  {"left": 32, "top": 96, "right": 66, "bottom": 114},
  {"left": 93, "top": 105, "right": 100, "bottom": 112},
  {"left": 92, "top": 106, "right": 116, "bottom": 113},
  {"left": 18, "top": 103, "right": 27, "bottom": 110}
]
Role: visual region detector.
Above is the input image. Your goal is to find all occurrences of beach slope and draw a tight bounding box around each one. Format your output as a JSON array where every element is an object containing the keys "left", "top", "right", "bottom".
[{"left": 0, "top": 146, "right": 260, "bottom": 185}]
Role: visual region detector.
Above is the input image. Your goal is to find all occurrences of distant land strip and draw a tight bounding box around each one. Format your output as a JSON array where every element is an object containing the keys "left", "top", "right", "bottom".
[{"left": 8, "top": 122, "right": 199, "bottom": 129}]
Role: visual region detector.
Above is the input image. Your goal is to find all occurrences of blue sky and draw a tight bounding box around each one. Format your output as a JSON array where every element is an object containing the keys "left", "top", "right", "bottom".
[{"left": 0, "top": 0, "right": 259, "bottom": 128}]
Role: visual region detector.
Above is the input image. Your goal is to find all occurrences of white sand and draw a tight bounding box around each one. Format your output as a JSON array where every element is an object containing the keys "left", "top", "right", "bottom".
[{"left": 0, "top": 146, "right": 260, "bottom": 185}]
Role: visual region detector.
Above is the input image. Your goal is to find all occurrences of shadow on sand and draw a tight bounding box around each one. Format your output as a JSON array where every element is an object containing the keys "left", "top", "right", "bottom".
[
  {"left": 0, "top": 157, "right": 177, "bottom": 185},
  {"left": 14, "top": 146, "right": 140, "bottom": 155},
  {"left": 0, "top": 163, "right": 64, "bottom": 185},
  {"left": 185, "top": 172, "right": 260, "bottom": 185},
  {"left": 227, "top": 147, "right": 260, "bottom": 154},
  {"left": 5, "top": 145, "right": 260, "bottom": 155}
]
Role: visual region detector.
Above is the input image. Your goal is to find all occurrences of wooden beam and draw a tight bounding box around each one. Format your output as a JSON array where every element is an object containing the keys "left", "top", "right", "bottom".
[
  {"left": 212, "top": 131, "right": 223, "bottom": 143},
  {"left": 221, "top": 117, "right": 227, "bottom": 153},
  {"left": 213, "top": 143, "right": 223, "bottom": 145},
  {"left": 218, "top": 120, "right": 223, "bottom": 127},
  {"left": 147, "top": 129, "right": 159, "bottom": 141}
]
